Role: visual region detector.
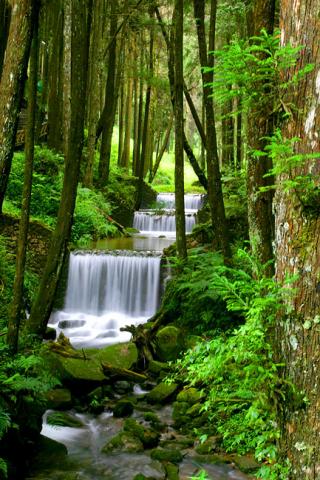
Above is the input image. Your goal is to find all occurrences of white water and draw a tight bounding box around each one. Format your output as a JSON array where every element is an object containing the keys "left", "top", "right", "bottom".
[
  {"left": 157, "top": 192, "right": 204, "bottom": 210},
  {"left": 49, "top": 252, "right": 161, "bottom": 348},
  {"left": 133, "top": 210, "right": 196, "bottom": 234}
]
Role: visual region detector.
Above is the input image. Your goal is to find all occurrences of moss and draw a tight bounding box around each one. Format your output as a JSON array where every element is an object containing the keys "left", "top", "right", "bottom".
[
  {"left": 146, "top": 382, "right": 179, "bottom": 404},
  {"left": 176, "top": 388, "right": 205, "bottom": 405},
  {"left": 102, "top": 432, "right": 144, "bottom": 453},
  {"left": 45, "top": 388, "right": 72, "bottom": 410},
  {"left": 155, "top": 326, "right": 184, "bottom": 361},
  {"left": 46, "top": 412, "right": 84, "bottom": 428},
  {"left": 113, "top": 399, "right": 134, "bottom": 418},
  {"left": 124, "top": 418, "right": 160, "bottom": 448},
  {"left": 164, "top": 463, "right": 179, "bottom": 480},
  {"left": 150, "top": 448, "right": 183, "bottom": 464}
]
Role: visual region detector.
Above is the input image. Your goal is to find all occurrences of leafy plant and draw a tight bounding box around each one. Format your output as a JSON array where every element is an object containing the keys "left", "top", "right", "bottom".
[{"left": 171, "top": 249, "right": 294, "bottom": 479}]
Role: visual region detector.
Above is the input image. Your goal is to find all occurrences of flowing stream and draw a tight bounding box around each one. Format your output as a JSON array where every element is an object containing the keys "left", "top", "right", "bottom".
[{"left": 29, "top": 193, "right": 250, "bottom": 480}]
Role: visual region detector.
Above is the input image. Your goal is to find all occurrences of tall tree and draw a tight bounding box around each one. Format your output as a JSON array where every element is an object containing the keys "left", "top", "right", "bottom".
[
  {"left": 193, "top": 0, "right": 230, "bottom": 257},
  {"left": 0, "top": 1, "right": 11, "bottom": 79},
  {"left": 246, "top": 0, "right": 275, "bottom": 269},
  {"left": 174, "top": 0, "right": 187, "bottom": 259},
  {"left": 7, "top": 6, "right": 39, "bottom": 352},
  {"left": 274, "top": 1, "right": 320, "bottom": 476},
  {"left": 27, "top": 0, "right": 89, "bottom": 336},
  {"left": 0, "top": 0, "right": 36, "bottom": 214}
]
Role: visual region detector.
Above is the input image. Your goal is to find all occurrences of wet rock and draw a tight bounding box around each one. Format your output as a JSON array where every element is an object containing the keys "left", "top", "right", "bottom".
[
  {"left": 172, "top": 401, "right": 189, "bottom": 428},
  {"left": 30, "top": 435, "right": 67, "bottom": 470},
  {"left": 155, "top": 326, "right": 184, "bottom": 361},
  {"left": 124, "top": 418, "right": 160, "bottom": 448},
  {"left": 146, "top": 382, "right": 179, "bottom": 404},
  {"left": 195, "top": 436, "right": 221, "bottom": 455},
  {"left": 45, "top": 388, "right": 72, "bottom": 410},
  {"left": 113, "top": 380, "right": 133, "bottom": 394},
  {"left": 160, "top": 435, "right": 194, "bottom": 450},
  {"left": 102, "top": 431, "right": 144, "bottom": 453},
  {"left": 164, "top": 462, "right": 179, "bottom": 480},
  {"left": 143, "top": 412, "right": 165, "bottom": 432},
  {"left": 43, "top": 327, "right": 56, "bottom": 340},
  {"left": 230, "top": 454, "right": 260, "bottom": 473},
  {"left": 150, "top": 447, "right": 183, "bottom": 464},
  {"left": 46, "top": 411, "right": 84, "bottom": 428},
  {"left": 148, "top": 360, "right": 170, "bottom": 375},
  {"left": 176, "top": 388, "right": 205, "bottom": 405},
  {"left": 113, "top": 399, "right": 134, "bottom": 417},
  {"left": 58, "top": 320, "right": 87, "bottom": 329}
]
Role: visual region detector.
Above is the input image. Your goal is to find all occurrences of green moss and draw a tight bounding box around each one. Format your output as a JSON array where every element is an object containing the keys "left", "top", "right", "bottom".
[
  {"left": 155, "top": 326, "right": 184, "bottom": 361},
  {"left": 146, "top": 382, "right": 179, "bottom": 404},
  {"left": 46, "top": 412, "right": 84, "bottom": 428},
  {"left": 113, "top": 400, "right": 134, "bottom": 418},
  {"left": 176, "top": 388, "right": 205, "bottom": 405},
  {"left": 102, "top": 432, "right": 144, "bottom": 453},
  {"left": 150, "top": 448, "right": 183, "bottom": 464}
]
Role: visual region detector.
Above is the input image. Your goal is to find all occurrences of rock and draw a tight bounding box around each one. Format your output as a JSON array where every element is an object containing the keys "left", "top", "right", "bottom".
[
  {"left": 102, "top": 431, "right": 144, "bottom": 454},
  {"left": 172, "top": 401, "right": 189, "bottom": 428},
  {"left": 164, "top": 463, "right": 179, "bottom": 480},
  {"left": 148, "top": 360, "right": 170, "bottom": 375},
  {"left": 150, "top": 448, "right": 183, "bottom": 464},
  {"left": 124, "top": 418, "right": 160, "bottom": 448},
  {"left": 155, "top": 326, "right": 184, "bottom": 361},
  {"left": 58, "top": 320, "right": 86, "bottom": 329},
  {"left": 45, "top": 388, "right": 72, "bottom": 410},
  {"left": 195, "top": 436, "right": 221, "bottom": 455},
  {"left": 230, "top": 454, "right": 260, "bottom": 473},
  {"left": 46, "top": 411, "right": 84, "bottom": 428},
  {"left": 146, "top": 382, "right": 179, "bottom": 404},
  {"left": 43, "top": 327, "right": 56, "bottom": 340},
  {"left": 186, "top": 402, "right": 202, "bottom": 418},
  {"left": 113, "top": 399, "right": 134, "bottom": 417},
  {"left": 113, "top": 380, "right": 133, "bottom": 394},
  {"left": 160, "top": 436, "right": 194, "bottom": 450},
  {"left": 176, "top": 388, "right": 205, "bottom": 405},
  {"left": 31, "top": 435, "right": 67, "bottom": 470}
]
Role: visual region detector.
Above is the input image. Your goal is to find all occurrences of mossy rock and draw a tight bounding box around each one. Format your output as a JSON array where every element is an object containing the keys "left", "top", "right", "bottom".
[
  {"left": 230, "top": 454, "right": 260, "bottom": 473},
  {"left": 148, "top": 360, "right": 170, "bottom": 375},
  {"left": 155, "top": 326, "right": 184, "bottom": 362},
  {"left": 146, "top": 382, "right": 179, "bottom": 404},
  {"left": 172, "top": 401, "right": 189, "bottom": 428},
  {"left": 150, "top": 448, "right": 183, "bottom": 464},
  {"left": 45, "top": 388, "right": 72, "bottom": 410},
  {"left": 164, "top": 463, "right": 179, "bottom": 480},
  {"left": 195, "top": 436, "right": 221, "bottom": 455},
  {"left": 143, "top": 412, "right": 165, "bottom": 432},
  {"left": 43, "top": 342, "right": 137, "bottom": 386},
  {"left": 46, "top": 411, "right": 84, "bottom": 428},
  {"left": 160, "top": 437, "right": 194, "bottom": 450},
  {"left": 102, "top": 432, "right": 144, "bottom": 454},
  {"left": 176, "top": 388, "right": 205, "bottom": 405},
  {"left": 113, "top": 399, "right": 134, "bottom": 417},
  {"left": 31, "top": 435, "right": 68, "bottom": 470},
  {"left": 124, "top": 418, "right": 160, "bottom": 448}
]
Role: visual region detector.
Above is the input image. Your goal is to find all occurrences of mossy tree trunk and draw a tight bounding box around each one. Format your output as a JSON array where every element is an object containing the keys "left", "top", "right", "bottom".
[
  {"left": 246, "top": 0, "right": 275, "bottom": 270},
  {"left": 27, "top": 0, "right": 89, "bottom": 337},
  {"left": 274, "top": 1, "right": 320, "bottom": 476},
  {"left": 7, "top": 8, "right": 39, "bottom": 353},
  {"left": 0, "top": 1, "right": 11, "bottom": 79},
  {"left": 0, "top": 0, "right": 36, "bottom": 215}
]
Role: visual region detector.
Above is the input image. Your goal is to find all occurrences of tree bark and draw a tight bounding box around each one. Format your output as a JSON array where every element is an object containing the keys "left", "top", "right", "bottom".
[
  {"left": 7, "top": 7, "right": 39, "bottom": 353},
  {"left": 149, "top": 111, "right": 173, "bottom": 183},
  {"left": 0, "top": 1, "right": 11, "bottom": 79},
  {"left": 193, "top": 0, "right": 230, "bottom": 257},
  {"left": 27, "top": 0, "right": 89, "bottom": 337},
  {"left": 62, "top": 0, "right": 72, "bottom": 156},
  {"left": 246, "top": 0, "right": 275, "bottom": 270},
  {"left": 0, "top": 0, "right": 36, "bottom": 215},
  {"left": 174, "top": 0, "right": 187, "bottom": 259},
  {"left": 274, "top": 1, "right": 320, "bottom": 477}
]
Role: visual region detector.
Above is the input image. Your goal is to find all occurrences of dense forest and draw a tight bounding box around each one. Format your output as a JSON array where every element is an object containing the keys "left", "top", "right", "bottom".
[{"left": 0, "top": 0, "right": 320, "bottom": 479}]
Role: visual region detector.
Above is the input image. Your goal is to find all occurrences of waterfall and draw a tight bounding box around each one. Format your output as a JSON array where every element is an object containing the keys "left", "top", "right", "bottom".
[
  {"left": 133, "top": 210, "right": 196, "bottom": 234},
  {"left": 156, "top": 193, "right": 204, "bottom": 211},
  {"left": 49, "top": 251, "right": 161, "bottom": 348}
]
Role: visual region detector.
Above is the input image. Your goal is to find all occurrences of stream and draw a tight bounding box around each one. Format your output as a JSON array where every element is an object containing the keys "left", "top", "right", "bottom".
[{"left": 27, "top": 194, "right": 250, "bottom": 480}]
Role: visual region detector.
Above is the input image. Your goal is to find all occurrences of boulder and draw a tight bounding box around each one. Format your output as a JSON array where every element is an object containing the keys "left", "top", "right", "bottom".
[
  {"left": 176, "top": 388, "right": 205, "bottom": 405},
  {"left": 150, "top": 448, "right": 183, "bottom": 464},
  {"left": 113, "top": 399, "right": 134, "bottom": 417},
  {"left": 102, "top": 431, "right": 144, "bottom": 454},
  {"left": 146, "top": 382, "right": 179, "bottom": 404},
  {"left": 45, "top": 388, "right": 72, "bottom": 410},
  {"left": 124, "top": 418, "right": 160, "bottom": 449},
  {"left": 155, "top": 326, "right": 184, "bottom": 362},
  {"left": 164, "top": 463, "right": 179, "bottom": 480},
  {"left": 195, "top": 436, "right": 221, "bottom": 455},
  {"left": 46, "top": 411, "right": 84, "bottom": 428}
]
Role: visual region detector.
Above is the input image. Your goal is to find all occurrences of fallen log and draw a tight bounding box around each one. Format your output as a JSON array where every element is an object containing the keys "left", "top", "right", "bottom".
[{"left": 101, "top": 361, "right": 147, "bottom": 383}]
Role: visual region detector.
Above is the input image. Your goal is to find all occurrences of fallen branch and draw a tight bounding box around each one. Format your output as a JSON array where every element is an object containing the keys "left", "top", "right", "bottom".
[{"left": 101, "top": 361, "right": 147, "bottom": 383}]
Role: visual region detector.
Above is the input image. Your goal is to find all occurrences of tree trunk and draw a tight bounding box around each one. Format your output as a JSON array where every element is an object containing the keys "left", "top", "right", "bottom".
[
  {"left": 149, "top": 111, "right": 173, "bottom": 183},
  {"left": 83, "top": 0, "right": 104, "bottom": 186},
  {"left": 0, "top": 0, "right": 36, "bottom": 215},
  {"left": 120, "top": 74, "right": 133, "bottom": 170},
  {"left": 27, "top": 0, "right": 89, "bottom": 337},
  {"left": 193, "top": 0, "right": 230, "bottom": 257},
  {"left": 155, "top": 6, "right": 208, "bottom": 192},
  {"left": 7, "top": 8, "right": 39, "bottom": 353},
  {"left": 62, "top": 0, "right": 72, "bottom": 156},
  {"left": 133, "top": 36, "right": 144, "bottom": 176},
  {"left": 0, "top": 1, "right": 11, "bottom": 79},
  {"left": 274, "top": 2, "right": 320, "bottom": 477},
  {"left": 174, "top": 0, "right": 187, "bottom": 259},
  {"left": 246, "top": 0, "right": 275, "bottom": 270},
  {"left": 47, "top": 0, "right": 63, "bottom": 151}
]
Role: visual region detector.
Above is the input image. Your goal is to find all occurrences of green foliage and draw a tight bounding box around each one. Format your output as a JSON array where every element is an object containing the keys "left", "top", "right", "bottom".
[
  {"left": 0, "top": 237, "right": 15, "bottom": 328},
  {"left": 162, "top": 249, "right": 242, "bottom": 334},
  {"left": 210, "top": 29, "right": 314, "bottom": 120},
  {"left": 171, "top": 250, "right": 293, "bottom": 479},
  {"left": 71, "top": 187, "right": 118, "bottom": 243},
  {"left": 0, "top": 457, "right": 7, "bottom": 479},
  {"left": 260, "top": 129, "right": 320, "bottom": 209}
]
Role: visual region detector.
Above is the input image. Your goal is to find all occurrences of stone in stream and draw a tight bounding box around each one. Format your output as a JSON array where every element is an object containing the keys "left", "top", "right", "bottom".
[
  {"left": 45, "top": 388, "right": 72, "bottom": 410},
  {"left": 150, "top": 447, "right": 183, "bottom": 464},
  {"left": 102, "top": 431, "right": 144, "bottom": 453},
  {"left": 155, "top": 326, "right": 184, "bottom": 362},
  {"left": 113, "top": 399, "right": 135, "bottom": 417},
  {"left": 124, "top": 418, "right": 160, "bottom": 449},
  {"left": 146, "top": 382, "right": 179, "bottom": 404},
  {"left": 46, "top": 411, "right": 84, "bottom": 428}
]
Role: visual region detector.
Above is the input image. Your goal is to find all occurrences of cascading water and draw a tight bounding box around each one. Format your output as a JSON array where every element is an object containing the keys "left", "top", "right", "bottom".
[
  {"left": 133, "top": 193, "right": 203, "bottom": 235},
  {"left": 49, "top": 251, "right": 161, "bottom": 348}
]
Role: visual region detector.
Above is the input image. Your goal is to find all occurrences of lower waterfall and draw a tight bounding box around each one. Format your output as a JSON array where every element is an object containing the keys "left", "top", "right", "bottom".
[{"left": 49, "top": 251, "right": 161, "bottom": 348}]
